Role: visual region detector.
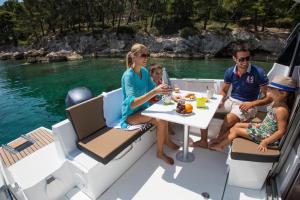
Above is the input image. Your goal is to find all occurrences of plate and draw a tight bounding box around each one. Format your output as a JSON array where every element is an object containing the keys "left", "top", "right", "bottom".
[
  {"left": 175, "top": 111, "right": 194, "bottom": 116},
  {"left": 184, "top": 97, "right": 196, "bottom": 101},
  {"left": 197, "top": 105, "right": 209, "bottom": 109}
]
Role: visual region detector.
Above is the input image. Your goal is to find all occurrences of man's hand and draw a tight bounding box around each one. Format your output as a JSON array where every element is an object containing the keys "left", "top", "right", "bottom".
[
  {"left": 258, "top": 140, "right": 268, "bottom": 152},
  {"left": 239, "top": 102, "right": 254, "bottom": 111}
]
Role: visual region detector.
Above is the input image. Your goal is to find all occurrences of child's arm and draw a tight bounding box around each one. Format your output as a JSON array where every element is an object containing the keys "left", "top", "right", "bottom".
[{"left": 258, "top": 107, "right": 289, "bottom": 152}]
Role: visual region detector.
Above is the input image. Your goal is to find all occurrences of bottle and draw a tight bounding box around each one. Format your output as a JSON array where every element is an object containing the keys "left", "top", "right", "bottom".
[
  {"left": 162, "top": 67, "right": 172, "bottom": 104},
  {"left": 206, "top": 86, "right": 214, "bottom": 99}
]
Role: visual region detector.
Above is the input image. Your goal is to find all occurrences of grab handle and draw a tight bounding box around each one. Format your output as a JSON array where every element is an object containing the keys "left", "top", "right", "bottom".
[{"left": 113, "top": 145, "right": 133, "bottom": 161}]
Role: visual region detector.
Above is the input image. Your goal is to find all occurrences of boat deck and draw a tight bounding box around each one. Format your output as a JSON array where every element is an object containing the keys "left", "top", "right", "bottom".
[
  {"left": 0, "top": 128, "right": 53, "bottom": 167},
  {"left": 99, "top": 120, "right": 266, "bottom": 200}
]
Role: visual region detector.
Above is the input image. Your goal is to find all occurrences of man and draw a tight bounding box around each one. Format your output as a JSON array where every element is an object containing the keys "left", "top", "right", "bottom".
[{"left": 193, "top": 42, "right": 272, "bottom": 148}]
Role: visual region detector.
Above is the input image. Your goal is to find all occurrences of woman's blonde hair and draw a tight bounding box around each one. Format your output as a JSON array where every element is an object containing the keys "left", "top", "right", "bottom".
[{"left": 126, "top": 43, "right": 148, "bottom": 68}]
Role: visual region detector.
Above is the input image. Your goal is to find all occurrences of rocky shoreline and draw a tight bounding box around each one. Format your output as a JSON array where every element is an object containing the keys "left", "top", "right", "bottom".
[{"left": 0, "top": 28, "right": 289, "bottom": 63}]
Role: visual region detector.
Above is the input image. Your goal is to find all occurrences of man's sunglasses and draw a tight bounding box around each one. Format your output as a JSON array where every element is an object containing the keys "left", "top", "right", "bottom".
[
  {"left": 238, "top": 56, "right": 250, "bottom": 62},
  {"left": 139, "top": 53, "right": 150, "bottom": 58}
]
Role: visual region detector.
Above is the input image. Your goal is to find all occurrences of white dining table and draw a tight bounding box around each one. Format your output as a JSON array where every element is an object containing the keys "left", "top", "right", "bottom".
[{"left": 141, "top": 90, "right": 222, "bottom": 162}]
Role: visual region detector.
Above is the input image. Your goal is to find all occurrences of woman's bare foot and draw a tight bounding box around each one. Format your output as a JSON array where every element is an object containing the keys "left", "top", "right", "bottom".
[
  {"left": 192, "top": 139, "right": 208, "bottom": 148},
  {"left": 209, "top": 145, "right": 225, "bottom": 152},
  {"left": 157, "top": 153, "right": 174, "bottom": 165},
  {"left": 166, "top": 141, "right": 180, "bottom": 150}
]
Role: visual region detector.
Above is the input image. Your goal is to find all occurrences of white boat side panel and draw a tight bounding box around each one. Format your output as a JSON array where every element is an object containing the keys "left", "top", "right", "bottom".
[
  {"left": 78, "top": 128, "right": 156, "bottom": 199},
  {"left": 20, "top": 161, "right": 81, "bottom": 200},
  {"left": 53, "top": 119, "right": 78, "bottom": 159},
  {"left": 8, "top": 143, "right": 64, "bottom": 189},
  {"left": 170, "top": 78, "right": 220, "bottom": 93},
  {"left": 66, "top": 187, "right": 92, "bottom": 200},
  {"left": 224, "top": 185, "right": 267, "bottom": 200},
  {"left": 227, "top": 154, "right": 273, "bottom": 190}
]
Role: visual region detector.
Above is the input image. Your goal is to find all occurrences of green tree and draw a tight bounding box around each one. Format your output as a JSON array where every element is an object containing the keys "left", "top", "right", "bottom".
[{"left": 0, "top": 11, "right": 15, "bottom": 45}]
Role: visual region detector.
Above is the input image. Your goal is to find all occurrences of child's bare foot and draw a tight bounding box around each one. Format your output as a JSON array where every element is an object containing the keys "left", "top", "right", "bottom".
[
  {"left": 192, "top": 139, "right": 208, "bottom": 148},
  {"left": 157, "top": 153, "right": 174, "bottom": 165},
  {"left": 209, "top": 145, "right": 225, "bottom": 152},
  {"left": 166, "top": 141, "right": 180, "bottom": 150}
]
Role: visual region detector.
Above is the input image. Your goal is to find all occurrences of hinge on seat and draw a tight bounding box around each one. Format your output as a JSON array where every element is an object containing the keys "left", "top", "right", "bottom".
[
  {"left": 1, "top": 145, "right": 18, "bottom": 154},
  {"left": 21, "top": 134, "right": 36, "bottom": 144}
]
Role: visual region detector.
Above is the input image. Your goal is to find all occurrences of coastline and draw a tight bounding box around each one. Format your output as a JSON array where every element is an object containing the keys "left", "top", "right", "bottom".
[{"left": 0, "top": 28, "right": 288, "bottom": 63}]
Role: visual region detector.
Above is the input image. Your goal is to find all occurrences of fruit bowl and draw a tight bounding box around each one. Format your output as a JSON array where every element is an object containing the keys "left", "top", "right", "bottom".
[
  {"left": 175, "top": 110, "right": 194, "bottom": 116},
  {"left": 176, "top": 101, "right": 193, "bottom": 116}
]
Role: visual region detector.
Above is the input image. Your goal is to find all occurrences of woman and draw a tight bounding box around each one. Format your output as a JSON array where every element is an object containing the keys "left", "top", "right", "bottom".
[{"left": 120, "top": 43, "right": 179, "bottom": 165}]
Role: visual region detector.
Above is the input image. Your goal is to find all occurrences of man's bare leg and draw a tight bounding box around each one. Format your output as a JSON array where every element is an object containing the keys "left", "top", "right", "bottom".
[
  {"left": 192, "top": 129, "right": 208, "bottom": 148},
  {"left": 209, "top": 113, "right": 240, "bottom": 145}
]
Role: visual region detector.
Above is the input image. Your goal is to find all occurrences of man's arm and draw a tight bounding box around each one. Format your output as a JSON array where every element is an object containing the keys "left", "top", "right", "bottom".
[
  {"left": 220, "top": 82, "right": 231, "bottom": 104},
  {"left": 252, "top": 85, "right": 273, "bottom": 106},
  {"left": 239, "top": 85, "right": 273, "bottom": 111}
]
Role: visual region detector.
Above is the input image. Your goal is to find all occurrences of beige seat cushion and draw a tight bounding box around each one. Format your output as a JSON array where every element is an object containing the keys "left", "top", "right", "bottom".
[
  {"left": 231, "top": 138, "right": 280, "bottom": 163},
  {"left": 66, "top": 95, "right": 106, "bottom": 140},
  {"left": 78, "top": 127, "right": 145, "bottom": 164},
  {"left": 66, "top": 94, "right": 153, "bottom": 164}
]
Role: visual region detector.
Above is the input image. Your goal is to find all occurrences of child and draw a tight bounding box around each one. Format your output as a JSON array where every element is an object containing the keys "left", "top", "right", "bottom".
[
  {"left": 149, "top": 64, "right": 163, "bottom": 103},
  {"left": 210, "top": 76, "right": 296, "bottom": 152}
]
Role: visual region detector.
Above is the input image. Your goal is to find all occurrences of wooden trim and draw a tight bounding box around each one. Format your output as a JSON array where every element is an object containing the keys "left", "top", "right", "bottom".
[{"left": 0, "top": 128, "right": 53, "bottom": 167}]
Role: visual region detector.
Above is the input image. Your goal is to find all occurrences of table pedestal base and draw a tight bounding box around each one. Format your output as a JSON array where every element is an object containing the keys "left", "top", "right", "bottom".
[{"left": 176, "top": 151, "right": 195, "bottom": 162}]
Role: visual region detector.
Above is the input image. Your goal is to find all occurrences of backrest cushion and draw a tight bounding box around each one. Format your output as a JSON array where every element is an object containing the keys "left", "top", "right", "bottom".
[
  {"left": 103, "top": 88, "right": 123, "bottom": 127},
  {"left": 66, "top": 95, "right": 106, "bottom": 140}
]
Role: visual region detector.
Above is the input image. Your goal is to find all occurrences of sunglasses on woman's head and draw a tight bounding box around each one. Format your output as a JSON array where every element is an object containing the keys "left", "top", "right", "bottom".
[{"left": 238, "top": 56, "right": 250, "bottom": 62}]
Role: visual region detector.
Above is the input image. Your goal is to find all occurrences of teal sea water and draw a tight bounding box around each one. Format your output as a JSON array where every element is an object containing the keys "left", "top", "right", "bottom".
[{"left": 0, "top": 58, "right": 272, "bottom": 144}]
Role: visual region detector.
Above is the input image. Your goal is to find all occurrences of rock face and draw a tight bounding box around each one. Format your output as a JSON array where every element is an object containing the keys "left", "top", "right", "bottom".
[{"left": 0, "top": 28, "right": 289, "bottom": 63}]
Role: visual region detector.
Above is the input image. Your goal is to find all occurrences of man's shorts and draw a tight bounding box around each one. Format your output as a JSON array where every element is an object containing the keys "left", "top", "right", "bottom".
[{"left": 223, "top": 97, "right": 257, "bottom": 122}]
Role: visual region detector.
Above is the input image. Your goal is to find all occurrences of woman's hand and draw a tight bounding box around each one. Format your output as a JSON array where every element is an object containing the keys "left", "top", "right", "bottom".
[
  {"left": 258, "top": 140, "right": 268, "bottom": 152},
  {"left": 154, "top": 84, "right": 171, "bottom": 95}
]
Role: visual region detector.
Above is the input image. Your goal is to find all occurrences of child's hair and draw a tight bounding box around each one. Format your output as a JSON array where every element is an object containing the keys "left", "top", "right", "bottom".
[
  {"left": 149, "top": 64, "right": 162, "bottom": 76},
  {"left": 126, "top": 43, "right": 148, "bottom": 68},
  {"left": 286, "top": 92, "right": 296, "bottom": 111}
]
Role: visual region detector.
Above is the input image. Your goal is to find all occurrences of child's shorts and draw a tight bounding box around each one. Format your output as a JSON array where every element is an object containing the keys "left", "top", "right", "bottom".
[{"left": 247, "top": 123, "right": 269, "bottom": 144}]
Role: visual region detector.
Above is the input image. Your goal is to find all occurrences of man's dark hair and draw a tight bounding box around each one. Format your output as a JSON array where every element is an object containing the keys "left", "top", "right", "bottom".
[{"left": 232, "top": 42, "right": 249, "bottom": 57}]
